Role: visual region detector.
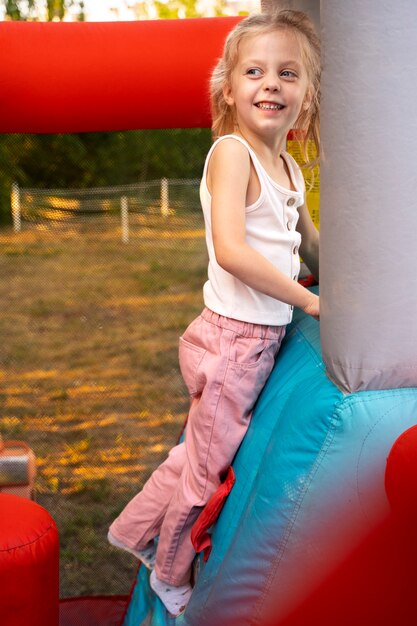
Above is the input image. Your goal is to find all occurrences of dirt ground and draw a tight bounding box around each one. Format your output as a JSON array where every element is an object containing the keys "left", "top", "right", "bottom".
[{"left": 0, "top": 213, "right": 207, "bottom": 597}]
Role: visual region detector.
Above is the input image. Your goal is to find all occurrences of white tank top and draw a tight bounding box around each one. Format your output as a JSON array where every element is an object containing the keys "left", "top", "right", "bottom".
[{"left": 200, "top": 134, "right": 305, "bottom": 325}]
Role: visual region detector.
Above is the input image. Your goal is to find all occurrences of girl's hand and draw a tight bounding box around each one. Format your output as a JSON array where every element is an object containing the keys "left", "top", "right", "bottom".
[{"left": 302, "top": 293, "right": 320, "bottom": 320}]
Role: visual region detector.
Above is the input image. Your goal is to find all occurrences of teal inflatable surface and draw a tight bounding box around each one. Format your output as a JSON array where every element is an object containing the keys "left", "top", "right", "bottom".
[{"left": 123, "top": 292, "right": 417, "bottom": 625}]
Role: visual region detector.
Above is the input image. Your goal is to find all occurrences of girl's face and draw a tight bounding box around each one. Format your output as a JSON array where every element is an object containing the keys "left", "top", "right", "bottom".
[{"left": 224, "top": 29, "right": 312, "bottom": 143}]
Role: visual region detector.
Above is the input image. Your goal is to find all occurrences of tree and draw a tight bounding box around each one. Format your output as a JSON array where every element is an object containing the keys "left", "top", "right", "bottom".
[
  {"left": 46, "top": 0, "right": 65, "bottom": 20},
  {"left": 3, "top": 0, "right": 36, "bottom": 20},
  {"left": 154, "top": 0, "right": 203, "bottom": 19},
  {"left": 134, "top": 0, "right": 225, "bottom": 19},
  {"left": 0, "top": 129, "right": 212, "bottom": 224},
  {"left": 2, "top": 0, "right": 85, "bottom": 21}
]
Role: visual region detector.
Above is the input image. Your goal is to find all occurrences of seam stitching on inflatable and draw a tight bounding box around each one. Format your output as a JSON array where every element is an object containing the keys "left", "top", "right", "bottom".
[{"left": 0, "top": 521, "right": 56, "bottom": 552}]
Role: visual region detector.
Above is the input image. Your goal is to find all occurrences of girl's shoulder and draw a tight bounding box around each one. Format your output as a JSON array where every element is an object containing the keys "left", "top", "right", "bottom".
[
  {"left": 212, "top": 133, "right": 250, "bottom": 148},
  {"left": 208, "top": 134, "right": 252, "bottom": 158},
  {"left": 203, "top": 135, "right": 252, "bottom": 196},
  {"left": 205, "top": 134, "right": 251, "bottom": 172}
]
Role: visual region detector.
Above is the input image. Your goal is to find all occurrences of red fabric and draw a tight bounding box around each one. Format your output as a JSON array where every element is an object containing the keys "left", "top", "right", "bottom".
[
  {"left": 261, "top": 426, "right": 417, "bottom": 626},
  {"left": 191, "top": 465, "right": 235, "bottom": 561},
  {"left": 0, "top": 17, "right": 241, "bottom": 134},
  {"left": 298, "top": 274, "right": 318, "bottom": 288},
  {"left": 59, "top": 596, "right": 129, "bottom": 626},
  {"left": 286, "top": 129, "right": 305, "bottom": 141},
  {"left": 385, "top": 423, "right": 417, "bottom": 519},
  {"left": 0, "top": 494, "right": 59, "bottom": 626}
]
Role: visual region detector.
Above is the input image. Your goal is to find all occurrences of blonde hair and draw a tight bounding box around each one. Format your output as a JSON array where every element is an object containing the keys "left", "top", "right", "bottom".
[{"left": 210, "top": 9, "right": 321, "bottom": 167}]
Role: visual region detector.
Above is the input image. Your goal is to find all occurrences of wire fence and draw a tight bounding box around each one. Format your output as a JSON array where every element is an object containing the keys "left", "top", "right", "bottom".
[{"left": 11, "top": 177, "right": 201, "bottom": 241}]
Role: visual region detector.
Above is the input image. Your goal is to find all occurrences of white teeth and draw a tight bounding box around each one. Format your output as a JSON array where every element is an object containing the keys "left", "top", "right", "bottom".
[{"left": 256, "top": 103, "right": 283, "bottom": 110}]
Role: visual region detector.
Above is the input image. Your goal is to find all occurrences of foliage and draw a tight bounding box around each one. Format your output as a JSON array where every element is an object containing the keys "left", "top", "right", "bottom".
[
  {"left": 3, "top": 0, "right": 35, "bottom": 20},
  {"left": 1, "top": 0, "right": 85, "bottom": 20},
  {"left": 46, "top": 0, "right": 64, "bottom": 20},
  {"left": 1, "top": 0, "right": 226, "bottom": 22},
  {"left": 0, "top": 129, "right": 212, "bottom": 224},
  {"left": 153, "top": 0, "right": 224, "bottom": 19}
]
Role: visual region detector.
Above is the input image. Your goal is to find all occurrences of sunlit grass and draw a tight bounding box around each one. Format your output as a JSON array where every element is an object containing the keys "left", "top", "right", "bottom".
[{"left": 0, "top": 215, "right": 205, "bottom": 596}]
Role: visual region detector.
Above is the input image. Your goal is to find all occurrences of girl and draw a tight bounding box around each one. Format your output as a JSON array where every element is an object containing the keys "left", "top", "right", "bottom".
[{"left": 108, "top": 8, "right": 320, "bottom": 617}]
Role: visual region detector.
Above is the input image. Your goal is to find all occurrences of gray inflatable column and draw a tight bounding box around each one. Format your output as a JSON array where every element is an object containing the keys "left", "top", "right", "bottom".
[{"left": 320, "top": 0, "right": 417, "bottom": 393}]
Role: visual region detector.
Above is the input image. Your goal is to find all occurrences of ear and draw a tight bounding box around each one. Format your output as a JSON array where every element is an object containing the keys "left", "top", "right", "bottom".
[
  {"left": 222, "top": 82, "right": 234, "bottom": 107},
  {"left": 302, "top": 87, "right": 313, "bottom": 111}
]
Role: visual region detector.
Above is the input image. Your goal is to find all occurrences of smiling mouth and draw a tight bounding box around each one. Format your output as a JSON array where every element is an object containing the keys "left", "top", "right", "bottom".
[{"left": 255, "top": 102, "right": 284, "bottom": 110}]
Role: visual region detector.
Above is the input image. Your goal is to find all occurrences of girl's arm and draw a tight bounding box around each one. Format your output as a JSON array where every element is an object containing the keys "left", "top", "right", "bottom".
[
  {"left": 297, "top": 202, "right": 319, "bottom": 282},
  {"left": 208, "top": 139, "right": 319, "bottom": 319}
]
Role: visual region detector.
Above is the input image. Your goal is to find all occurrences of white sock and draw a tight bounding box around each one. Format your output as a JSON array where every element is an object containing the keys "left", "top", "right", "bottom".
[
  {"left": 107, "top": 530, "right": 156, "bottom": 570},
  {"left": 150, "top": 569, "right": 192, "bottom": 617}
]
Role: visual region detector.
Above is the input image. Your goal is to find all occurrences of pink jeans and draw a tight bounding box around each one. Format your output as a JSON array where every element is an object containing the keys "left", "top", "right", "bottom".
[{"left": 109, "top": 308, "right": 285, "bottom": 585}]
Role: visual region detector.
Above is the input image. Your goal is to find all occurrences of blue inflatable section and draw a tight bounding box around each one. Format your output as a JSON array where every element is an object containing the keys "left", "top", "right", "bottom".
[{"left": 123, "top": 291, "right": 417, "bottom": 625}]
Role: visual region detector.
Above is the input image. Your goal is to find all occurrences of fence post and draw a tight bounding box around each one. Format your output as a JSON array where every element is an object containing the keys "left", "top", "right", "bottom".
[
  {"left": 11, "top": 182, "right": 21, "bottom": 232},
  {"left": 121, "top": 196, "right": 129, "bottom": 243},
  {"left": 160, "top": 177, "right": 169, "bottom": 217}
]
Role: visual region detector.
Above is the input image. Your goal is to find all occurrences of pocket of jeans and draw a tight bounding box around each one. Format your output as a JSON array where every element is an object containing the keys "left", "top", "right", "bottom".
[
  {"left": 228, "top": 335, "right": 274, "bottom": 369},
  {"left": 179, "top": 336, "right": 206, "bottom": 396}
]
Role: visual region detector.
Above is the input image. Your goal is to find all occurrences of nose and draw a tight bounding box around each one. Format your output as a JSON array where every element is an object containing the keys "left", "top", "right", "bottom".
[{"left": 263, "top": 73, "right": 281, "bottom": 92}]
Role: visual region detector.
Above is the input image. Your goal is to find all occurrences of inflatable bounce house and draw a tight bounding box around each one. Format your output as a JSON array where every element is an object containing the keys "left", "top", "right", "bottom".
[{"left": 1, "top": 1, "right": 417, "bottom": 624}]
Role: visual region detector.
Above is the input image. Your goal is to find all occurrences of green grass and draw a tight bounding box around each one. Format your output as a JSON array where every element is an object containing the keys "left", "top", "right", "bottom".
[{"left": 0, "top": 213, "right": 206, "bottom": 597}]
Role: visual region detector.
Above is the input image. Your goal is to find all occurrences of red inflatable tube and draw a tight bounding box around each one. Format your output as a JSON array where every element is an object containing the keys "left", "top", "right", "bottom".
[
  {"left": 0, "top": 17, "right": 241, "bottom": 134},
  {"left": 0, "top": 493, "right": 59, "bottom": 626}
]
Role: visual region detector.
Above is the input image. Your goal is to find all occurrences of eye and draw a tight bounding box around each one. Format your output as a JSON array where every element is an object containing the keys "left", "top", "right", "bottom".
[
  {"left": 280, "top": 69, "right": 297, "bottom": 79},
  {"left": 246, "top": 67, "right": 262, "bottom": 77}
]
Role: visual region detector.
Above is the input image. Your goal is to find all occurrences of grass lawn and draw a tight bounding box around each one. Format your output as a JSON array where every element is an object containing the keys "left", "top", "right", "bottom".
[{"left": 0, "top": 212, "right": 207, "bottom": 597}]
